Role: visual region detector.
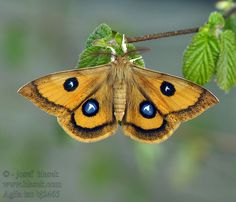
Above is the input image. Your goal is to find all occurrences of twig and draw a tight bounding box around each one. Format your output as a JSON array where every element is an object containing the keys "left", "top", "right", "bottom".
[
  {"left": 127, "top": 4, "right": 236, "bottom": 43},
  {"left": 126, "top": 27, "right": 199, "bottom": 43}
]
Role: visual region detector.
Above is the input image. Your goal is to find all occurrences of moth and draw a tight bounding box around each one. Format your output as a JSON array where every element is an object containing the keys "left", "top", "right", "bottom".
[{"left": 18, "top": 39, "right": 219, "bottom": 143}]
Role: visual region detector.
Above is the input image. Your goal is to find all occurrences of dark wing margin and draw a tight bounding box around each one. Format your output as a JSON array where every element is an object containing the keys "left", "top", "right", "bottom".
[
  {"left": 121, "top": 65, "right": 218, "bottom": 143},
  {"left": 18, "top": 65, "right": 118, "bottom": 142},
  {"left": 57, "top": 82, "right": 118, "bottom": 142},
  {"left": 18, "top": 65, "right": 112, "bottom": 117}
]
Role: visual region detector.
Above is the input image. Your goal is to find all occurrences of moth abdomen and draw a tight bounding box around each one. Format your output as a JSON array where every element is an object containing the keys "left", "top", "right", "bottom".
[{"left": 113, "top": 80, "right": 126, "bottom": 121}]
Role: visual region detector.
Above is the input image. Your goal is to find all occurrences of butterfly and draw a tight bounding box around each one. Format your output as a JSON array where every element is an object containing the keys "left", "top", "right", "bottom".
[{"left": 18, "top": 52, "right": 219, "bottom": 143}]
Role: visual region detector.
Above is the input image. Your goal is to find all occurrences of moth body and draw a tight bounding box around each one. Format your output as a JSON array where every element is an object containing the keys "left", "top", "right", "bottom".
[
  {"left": 112, "top": 57, "right": 132, "bottom": 121},
  {"left": 113, "top": 79, "right": 126, "bottom": 121}
]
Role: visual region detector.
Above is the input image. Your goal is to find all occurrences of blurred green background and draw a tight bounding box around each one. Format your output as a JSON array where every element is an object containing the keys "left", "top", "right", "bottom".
[{"left": 0, "top": 0, "right": 236, "bottom": 202}]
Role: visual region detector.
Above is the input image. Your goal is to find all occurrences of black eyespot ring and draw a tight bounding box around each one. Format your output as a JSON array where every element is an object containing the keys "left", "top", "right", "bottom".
[
  {"left": 63, "top": 77, "right": 78, "bottom": 92},
  {"left": 139, "top": 101, "right": 157, "bottom": 119},
  {"left": 82, "top": 99, "right": 99, "bottom": 117},
  {"left": 160, "top": 81, "right": 175, "bottom": 96}
]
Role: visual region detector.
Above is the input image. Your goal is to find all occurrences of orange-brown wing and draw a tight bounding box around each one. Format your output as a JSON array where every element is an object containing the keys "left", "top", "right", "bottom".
[
  {"left": 18, "top": 65, "right": 111, "bottom": 117},
  {"left": 18, "top": 65, "right": 118, "bottom": 142},
  {"left": 57, "top": 82, "right": 118, "bottom": 142},
  {"left": 122, "top": 83, "right": 175, "bottom": 143},
  {"left": 122, "top": 65, "right": 219, "bottom": 143}
]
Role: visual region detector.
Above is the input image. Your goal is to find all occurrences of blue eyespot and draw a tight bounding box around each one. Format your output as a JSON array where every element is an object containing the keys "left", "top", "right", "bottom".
[
  {"left": 64, "top": 77, "right": 78, "bottom": 92},
  {"left": 140, "top": 101, "right": 156, "bottom": 119},
  {"left": 160, "top": 81, "right": 175, "bottom": 96},
  {"left": 82, "top": 99, "right": 99, "bottom": 117}
]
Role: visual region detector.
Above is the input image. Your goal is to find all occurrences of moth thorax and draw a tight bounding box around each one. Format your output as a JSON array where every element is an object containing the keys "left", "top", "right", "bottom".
[{"left": 113, "top": 79, "right": 126, "bottom": 121}]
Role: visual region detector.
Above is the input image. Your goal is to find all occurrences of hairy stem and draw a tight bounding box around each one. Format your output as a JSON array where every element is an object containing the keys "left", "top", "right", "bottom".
[{"left": 127, "top": 4, "right": 236, "bottom": 43}]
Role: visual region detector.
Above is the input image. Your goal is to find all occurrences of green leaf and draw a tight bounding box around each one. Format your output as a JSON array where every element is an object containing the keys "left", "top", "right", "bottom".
[
  {"left": 85, "top": 23, "right": 112, "bottom": 48},
  {"left": 225, "top": 16, "right": 236, "bottom": 35},
  {"left": 114, "top": 32, "right": 123, "bottom": 46},
  {"left": 216, "top": 0, "right": 234, "bottom": 12},
  {"left": 183, "top": 31, "right": 220, "bottom": 85},
  {"left": 216, "top": 2, "right": 236, "bottom": 35},
  {"left": 77, "top": 46, "right": 111, "bottom": 68},
  {"left": 216, "top": 30, "right": 236, "bottom": 91},
  {"left": 78, "top": 23, "right": 145, "bottom": 68},
  {"left": 127, "top": 44, "right": 145, "bottom": 67},
  {"left": 208, "top": 12, "right": 225, "bottom": 28}
]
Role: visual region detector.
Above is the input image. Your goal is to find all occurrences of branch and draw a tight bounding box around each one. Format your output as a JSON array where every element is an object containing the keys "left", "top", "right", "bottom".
[
  {"left": 126, "top": 27, "right": 199, "bottom": 43},
  {"left": 127, "top": 4, "right": 236, "bottom": 43}
]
